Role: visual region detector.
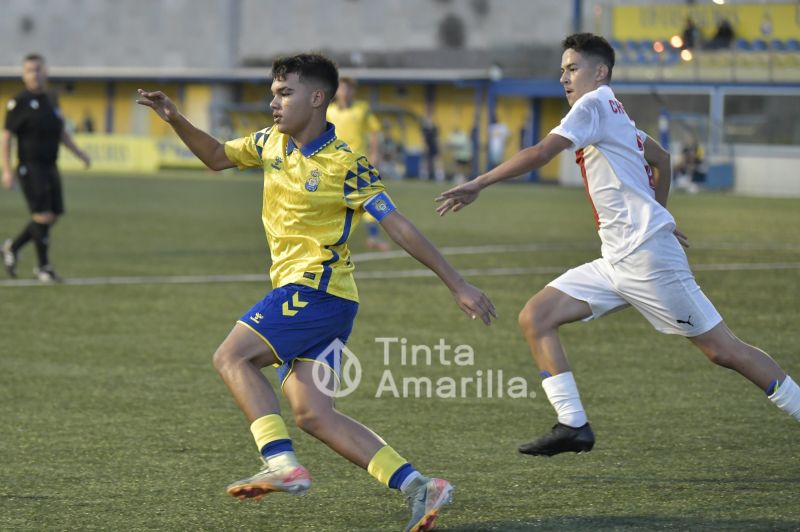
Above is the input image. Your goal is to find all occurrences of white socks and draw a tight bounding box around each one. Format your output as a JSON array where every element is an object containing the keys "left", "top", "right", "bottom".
[
  {"left": 541, "top": 371, "right": 588, "bottom": 428},
  {"left": 769, "top": 375, "right": 800, "bottom": 421},
  {"left": 541, "top": 372, "right": 799, "bottom": 426},
  {"left": 267, "top": 451, "right": 300, "bottom": 470},
  {"left": 399, "top": 471, "right": 423, "bottom": 494}
]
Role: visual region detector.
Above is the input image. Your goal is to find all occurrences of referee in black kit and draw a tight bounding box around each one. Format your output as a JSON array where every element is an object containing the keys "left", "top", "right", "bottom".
[{"left": 2, "top": 53, "right": 90, "bottom": 282}]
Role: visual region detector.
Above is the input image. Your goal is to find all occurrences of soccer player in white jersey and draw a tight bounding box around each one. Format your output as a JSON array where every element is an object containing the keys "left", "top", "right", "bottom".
[{"left": 436, "top": 33, "right": 800, "bottom": 456}]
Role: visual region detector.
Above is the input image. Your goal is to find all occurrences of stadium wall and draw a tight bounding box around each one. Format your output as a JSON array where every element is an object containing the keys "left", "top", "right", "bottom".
[
  {"left": 612, "top": 3, "right": 800, "bottom": 42},
  {"left": 731, "top": 145, "right": 800, "bottom": 197}
]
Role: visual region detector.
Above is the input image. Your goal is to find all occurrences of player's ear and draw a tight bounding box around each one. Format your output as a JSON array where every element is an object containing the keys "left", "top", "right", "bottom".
[
  {"left": 310, "top": 88, "right": 326, "bottom": 108},
  {"left": 595, "top": 63, "right": 609, "bottom": 82}
]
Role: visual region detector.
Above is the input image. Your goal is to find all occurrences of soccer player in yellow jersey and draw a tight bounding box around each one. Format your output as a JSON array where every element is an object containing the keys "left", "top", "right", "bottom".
[
  {"left": 137, "top": 54, "right": 495, "bottom": 532},
  {"left": 327, "top": 76, "right": 391, "bottom": 251}
]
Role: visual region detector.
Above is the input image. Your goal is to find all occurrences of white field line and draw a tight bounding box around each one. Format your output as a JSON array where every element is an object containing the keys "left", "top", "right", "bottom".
[{"left": 1, "top": 242, "right": 799, "bottom": 289}]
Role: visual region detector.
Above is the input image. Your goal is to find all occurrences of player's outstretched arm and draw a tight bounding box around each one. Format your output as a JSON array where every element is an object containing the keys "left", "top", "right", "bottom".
[
  {"left": 60, "top": 130, "right": 91, "bottom": 168},
  {"left": 136, "top": 89, "right": 233, "bottom": 171},
  {"left": 1, "top": 129, "right": 14, "bottom": 190},
  {"left": 435, "top": 133, "right": 571, "bottom": 216},
  {"left": 379, "top": 210, "right": 496, "bottom": 325}
]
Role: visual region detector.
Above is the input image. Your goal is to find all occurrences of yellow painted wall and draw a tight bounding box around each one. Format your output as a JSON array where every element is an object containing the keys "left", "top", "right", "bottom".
[
  {"left": 59, "top": 134, "right": 159, "bottom": 173},
  {"left": 432, "top": 84, "right": 480, "bottom": 169},
  {"left": 539, "top": 98, "right": 567, "bottom": 181},
  {"left": 53, "top": 81, "right": 106, "bottom": 133},
  {"left": 376, "top": 83, "right": 426, "bottom": 151},
  {"left": 0, "top": 80, "right": 24, "bottom": 128},
  {"left": 0, "top": 80, "right": 20, "bottom": 105},
  {"left": 231, "top": 82, "right": 272, "bottom": 135},
  {"left": 184, "top": 84, "right": 212, "bottom": 132},
  {"left": 613, "top": 3, "right": 800, "bottom": 41},
  {"left": 493, "top": 95, "right": 527, "bottom": 161}
]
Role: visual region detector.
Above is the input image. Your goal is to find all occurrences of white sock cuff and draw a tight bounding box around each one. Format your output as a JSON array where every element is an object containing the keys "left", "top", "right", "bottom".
[
  {"left": 267, "top": 451, "right": 299, "bottom": 470},
  {"left": 769, "top": 375, "right": 800, "bottom": 421},
  {"left": 770, "top": 375, "right": 798, "bottom": 403},
  {"left": 541, "top": 371, "right": 587, "bottom": 427},
  {"left": 399, "top": 471, "right": 422, "bottom": 494},
  {"left": 541, "top": 371, "right": 578, "bottom": 394}
]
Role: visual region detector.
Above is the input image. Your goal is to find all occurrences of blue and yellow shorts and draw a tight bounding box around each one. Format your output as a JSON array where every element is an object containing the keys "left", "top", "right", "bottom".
[{"left": 237, "top": 284, "right": 359, "bottom": 387}]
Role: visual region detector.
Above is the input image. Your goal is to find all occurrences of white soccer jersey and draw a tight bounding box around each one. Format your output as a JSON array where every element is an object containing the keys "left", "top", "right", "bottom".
[{"left": 551, "top": 85, "right": 675, "bottom": 263}]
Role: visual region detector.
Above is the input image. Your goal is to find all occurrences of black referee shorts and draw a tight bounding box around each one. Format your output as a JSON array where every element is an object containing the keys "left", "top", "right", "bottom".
[{"left": 17, "top": 162, "right": 64, "bottom": 215}]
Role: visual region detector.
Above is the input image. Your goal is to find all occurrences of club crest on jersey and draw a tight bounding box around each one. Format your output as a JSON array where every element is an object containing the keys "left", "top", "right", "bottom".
[
  {"left": 305, "top": 169, "right": 321, "bottom": 192},
  {"left": 271, "top": 156, "right": 283, "bottom": 170},
  {"left": 373, "top": 198, "right": 389, "bottom": 213},
  {"left": 30, "top": 99, "right": 40, "bottom": 110}
]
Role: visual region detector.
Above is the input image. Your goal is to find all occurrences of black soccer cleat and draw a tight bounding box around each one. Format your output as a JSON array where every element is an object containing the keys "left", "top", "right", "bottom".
[
  {"left": 2, "top": 239, "right": 17, "bottom": 278},
  {"left": 34, "top": 265, "right": 63, "bottom": 283},
  {"left": 518, "top": 422, "right": 595, "bottom": 457}
]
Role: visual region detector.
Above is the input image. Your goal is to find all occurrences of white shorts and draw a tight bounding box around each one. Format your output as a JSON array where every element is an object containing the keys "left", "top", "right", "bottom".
[{"left": 548, "top": 228, "right": 722, "bottom": 337}]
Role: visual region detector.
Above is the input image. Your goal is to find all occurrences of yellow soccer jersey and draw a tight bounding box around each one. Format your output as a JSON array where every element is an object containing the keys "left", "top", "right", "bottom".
[
  {"left": 224, "top": 123, "right": 393, "bottom": 302},
  {"left": 326, "top": 101, "right": 381, "bottom": 156}
]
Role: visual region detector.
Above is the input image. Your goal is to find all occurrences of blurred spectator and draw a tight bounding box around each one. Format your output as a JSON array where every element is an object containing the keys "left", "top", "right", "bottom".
[
  {"left": 81, "top": 112, "right": 95, "bottom": 133},
  {"left": 681, "top": 17, "right": 700, "bottom": 50},
  {"left": 421, "top": 115, "right": 445, "bottom": 181},
  {"left": 327, "top": 77, "right": 381, "bottom": 163},
  {"left": 327, "top": 77, "right": 389, "bottom": 251},
  {"left": 488, "top": 117, "right": 510, "bottom": 168},
  {"left": 674, "top": 137, "right": 706, "bottom": 193},
  {"left": 706, "top": 18, "right": 734, "bottom": 50},
  {"left": 447, "top": 127, "right": 473, "bottom": 183},
  {"left": 760, "top": 12, "right": 773, "bottom": 40},
  {"left": 377, "top": 132, "right": 404, "bottom": 180}
]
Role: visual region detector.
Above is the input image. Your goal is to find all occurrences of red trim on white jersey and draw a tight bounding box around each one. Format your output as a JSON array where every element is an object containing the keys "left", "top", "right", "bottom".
[
  {"left": 551, "top": 86, "right": 675, "bottom": 263},
  {"left": 575, "top": 148, "right": 600, "bottom": 229}
]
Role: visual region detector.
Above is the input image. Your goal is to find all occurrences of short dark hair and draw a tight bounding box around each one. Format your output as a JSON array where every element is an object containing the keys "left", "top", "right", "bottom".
[
  {"left": 562, "top": 33, "right": 615, "bottom": 81},
  {"left": 23, "top": 53, "right": 45, "bottom": 64},
  {"left": 271, "top": 53, "right": 339, "bottom": 103}
]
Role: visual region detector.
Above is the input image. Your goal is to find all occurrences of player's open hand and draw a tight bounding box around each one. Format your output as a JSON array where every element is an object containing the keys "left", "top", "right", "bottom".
[
  {"left": 435, "top": 180, "right": 481, "bottom": 216},
  {"left": 674, "top": 228, "right": 690, "bottom": 248},
  {"left": 452, "top": 280, "right": 497, "bottom": 325},
  {"left": 136, "top": 89, "right": 179, "bottom": 123},
  {"left": 77, "top": 150, "right": 91, "bottom": 169}
]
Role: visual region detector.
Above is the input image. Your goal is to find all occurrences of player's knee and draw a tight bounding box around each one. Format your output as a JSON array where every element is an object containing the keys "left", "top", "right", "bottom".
[
  {"left": 212, "top": 344, "right": 241, "bottom": 375},
  {"left": 693, "top": 329, "right": 744, "bottom": 369},
  {"left": 698, "top": 340, "right": 736, "bottom": 368},
  {"left": 518, "top": 300, "right": 551, "bottom": 338},
  {"left": 292, "top": 406, "right": 327, "bottom": 436}
]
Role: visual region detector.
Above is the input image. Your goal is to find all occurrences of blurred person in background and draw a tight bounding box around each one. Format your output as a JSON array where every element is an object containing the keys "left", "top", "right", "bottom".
[
  {"left": 674, "top": 135, "right": 706, "bottom": 193},
  {"left": 327, "top": 77, "right": 390, "bottom": 251},
  {"left": 707, "top": 17, "right": 734, "bottom": 50},
  {"left": 2, "top": 53, "right": 91, "bottom": 282},
  {"left": 447, "top": 126, "right": 473, "bottom": 183},
  {"left": 421, "top": 114, "right": 445, "bottom": 182},
  {"left": 488, "top": 114, "right": 510, "bottom": 169},
  {"left": 681, "top": 17, "right": 701, "bottom": 50}
]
